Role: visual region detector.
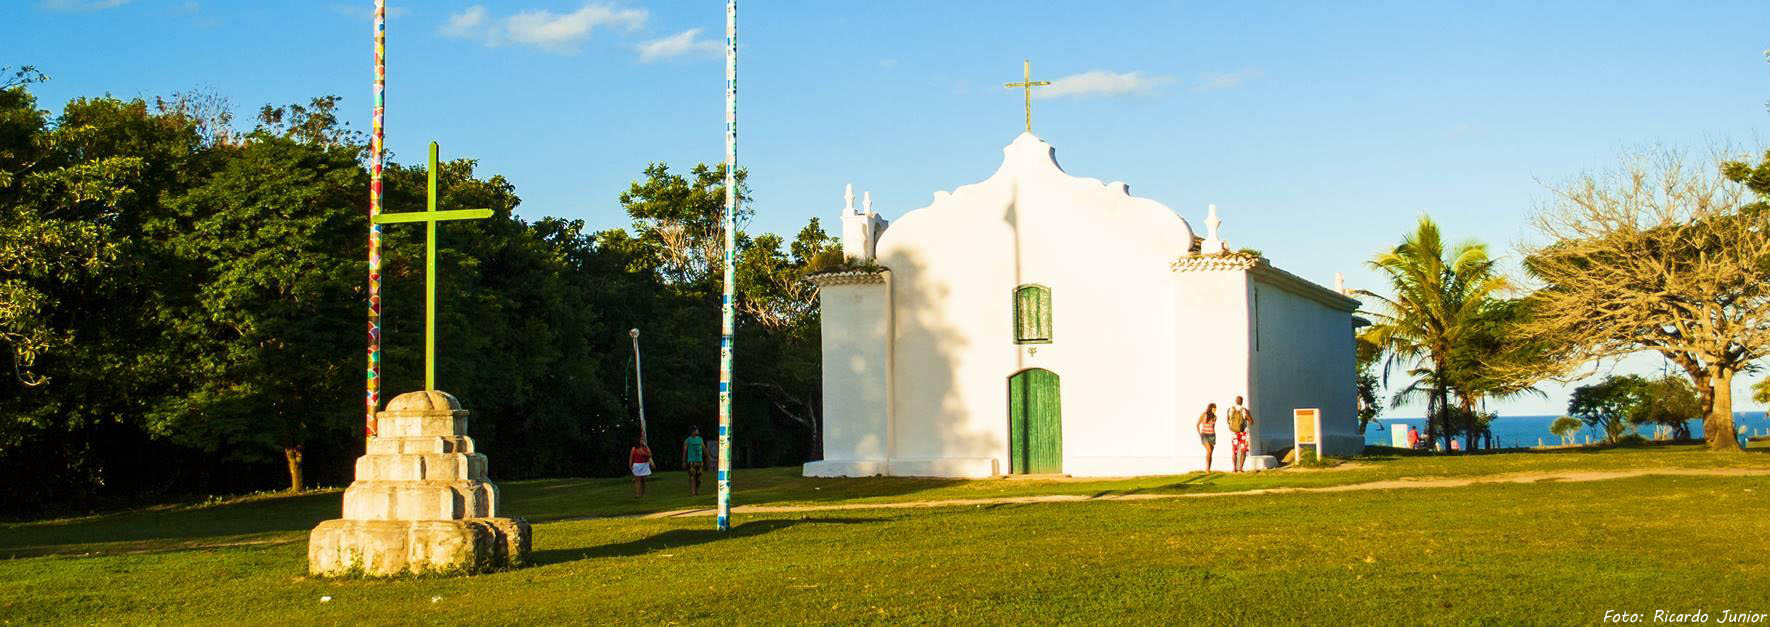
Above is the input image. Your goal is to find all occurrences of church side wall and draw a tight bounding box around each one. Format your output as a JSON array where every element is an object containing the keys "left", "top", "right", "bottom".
[
  {"left": 1246, "top": 275, "right": 1361, "bottom": 457},
  {"left": 804, "top": 280, "right": 891, "bottom": 477},
  {"left": 1170, "top": 270, "right": 1253, "bottom": 472}
]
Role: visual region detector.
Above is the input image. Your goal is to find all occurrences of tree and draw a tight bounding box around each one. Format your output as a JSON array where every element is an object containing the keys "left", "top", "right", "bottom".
[
  {"left": 1519, "top": 150, "right": 1766, "bottom": 451},
  {"left": 1353, "top": 334, "right": 1384, "bottom": 434},
  {"left": 1356, "top": 216, "right": 1509, "bottom": 451},
  {"left": 145, "top": 126, "right": 365, "bottom": 492},
  {"left": 1568, "top": 375, "right": 1647, "bottom": 444},
  {"left": 1444, "top": 298, "right": 1544, "bottom": 450},
  {"left": 618, "top": 163, "right": 751, "bottom": 288},
  {"left": 1549, "top": 416, "right": 1583, "bottom": 445},
  {"left": 734, "top": 219, "right": 843, "bottom": 455},
  {"left": 1631, "top": 375, "right": 1698, "bottom": 441},
  {"left": 1754, "top": 378, "right": 1770, "bottom": 405}
]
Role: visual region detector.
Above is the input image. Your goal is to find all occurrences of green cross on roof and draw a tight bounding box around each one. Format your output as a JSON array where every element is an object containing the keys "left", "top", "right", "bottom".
[{"left": 371, "top": 141, "right": 492, "bottom": 391}]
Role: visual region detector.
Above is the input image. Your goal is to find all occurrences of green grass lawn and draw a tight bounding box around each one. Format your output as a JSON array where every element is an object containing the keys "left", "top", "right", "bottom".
[{"left": 4, "top": 444, "right": 1768, "bottom": 623}]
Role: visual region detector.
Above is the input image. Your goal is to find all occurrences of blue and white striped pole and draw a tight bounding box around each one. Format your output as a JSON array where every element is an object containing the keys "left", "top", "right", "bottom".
[{"left": 716, "top": 0, "right": 738, "bottom": 532}]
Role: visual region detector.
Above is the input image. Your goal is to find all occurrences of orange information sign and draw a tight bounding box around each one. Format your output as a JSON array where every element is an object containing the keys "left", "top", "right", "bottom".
[{"left": 1294, "top": 408, "right": 1322, "bottom": 457}]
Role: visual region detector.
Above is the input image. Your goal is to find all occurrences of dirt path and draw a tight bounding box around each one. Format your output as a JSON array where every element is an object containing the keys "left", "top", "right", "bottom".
[{"left": 642, "top": 467, "right": 1770, "bottom": 519}]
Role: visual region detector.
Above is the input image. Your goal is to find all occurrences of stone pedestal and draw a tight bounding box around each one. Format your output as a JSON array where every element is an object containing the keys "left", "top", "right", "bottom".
[{"left": 308, "top": 390, "right": 530, "bottom": 576}]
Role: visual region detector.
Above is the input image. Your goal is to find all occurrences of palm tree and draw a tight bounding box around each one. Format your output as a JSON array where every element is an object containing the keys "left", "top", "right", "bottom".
[
  {"left": 1445, "top": 298, "right": 1545, "bottom": 450},
  {"left": 1356, "top": 216, "right": 1509, "bottom": 452}
]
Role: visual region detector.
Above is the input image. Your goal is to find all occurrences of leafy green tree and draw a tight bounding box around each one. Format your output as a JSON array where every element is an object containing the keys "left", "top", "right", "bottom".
[
  {"left": 734, "top": 219, "right": 842, "bottom": 454},
  {"left": 1443, "top": 298, "right": 1544, "bottom": 450},
  {"left": 1568, "top": 375, "right": 1647, "bottom": 444},
  {"left": 1356, "top": 216, "right": 1509, "bottom": 451},
  {"left": 1353, "top": 334, "right": 1384, "bottom": 434},
  {"left": 1549, "top": 415, "right": 1583, "bottom": 445},
  {"left": 1630, "top": 375, "right": 1699, "bottom": 441},
  {"left": 618, "top": 162, "right": 751, "bottom": 287},
  {"left": 146, "top": 125, "right": 365, "bottom": 492}
]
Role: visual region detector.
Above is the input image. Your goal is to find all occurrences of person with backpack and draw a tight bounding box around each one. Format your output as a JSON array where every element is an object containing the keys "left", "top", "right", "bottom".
[{"left": 1226, "top": 395, "right": 1254, "bottom": 473}]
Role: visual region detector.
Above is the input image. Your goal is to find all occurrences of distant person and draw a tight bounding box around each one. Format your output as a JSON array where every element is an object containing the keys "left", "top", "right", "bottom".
[
  {"left": 629, "top": 437, "right": 654, "bottom": 498},
  {"left": 1226, "top": 395, "right": 1253, "bottom": 473},
  {"left": 1450, "top": 438, "right": 1462, "bottom": 452},
  {"left": 1197, "top": 403, "right": 1219, "bottom": 473},
  {"left": 1407, "top": 425, "right": 1420, "bottom": 450},
  {"left": 682, "top": 426, "right": 709, "bottom": 496}
]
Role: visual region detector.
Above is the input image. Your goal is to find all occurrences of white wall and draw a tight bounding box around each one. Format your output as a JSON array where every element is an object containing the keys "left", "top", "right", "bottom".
[
  {"left": 805, "top": 279, "right": 892, "bottom": 477},
  {"left": 1170, "top": 269, "right": 1254, "bottom": 471},
  {"left": 877, "top": 133, "right": 1195, "bottom": 477},
  {"left": 1247, "top": 271, "right": 1362, "bottom": 457}
]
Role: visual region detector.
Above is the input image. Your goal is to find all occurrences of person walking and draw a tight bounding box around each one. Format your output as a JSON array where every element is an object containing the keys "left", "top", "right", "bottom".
[
  {"left": 1407, "top": 425, "right": 1421, "bottom": 450},
  {"left": 1197, "top": 403, "right": 1219, "bottom": 473},
  {"left": 1226, "top": 395, "right": 1253, "bottom": 473},
  {"left": 682, "top": 426, "right": 709, "bottom": 496},
  {"left": 629, "top": 437, "right": 655, "bottom": 498}
]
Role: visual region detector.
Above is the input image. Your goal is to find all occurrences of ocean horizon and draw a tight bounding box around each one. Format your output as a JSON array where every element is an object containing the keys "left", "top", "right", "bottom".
[{"left": 1365, "top": 411, "right": 1770, "bottom": 448}]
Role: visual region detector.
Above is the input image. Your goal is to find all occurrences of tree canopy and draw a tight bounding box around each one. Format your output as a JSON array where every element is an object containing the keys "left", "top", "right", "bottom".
[
  {"left": 1517, "top": 150, "right": 1767, "bottom": 451},
  {"left": 0, "top": 80, "right": 836, "bottom": 515}
]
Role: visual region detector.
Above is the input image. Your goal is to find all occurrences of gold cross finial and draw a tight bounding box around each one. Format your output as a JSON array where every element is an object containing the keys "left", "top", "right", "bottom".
[{"left": 1003, "top": 58, "right": 1051, "bottom": 134}]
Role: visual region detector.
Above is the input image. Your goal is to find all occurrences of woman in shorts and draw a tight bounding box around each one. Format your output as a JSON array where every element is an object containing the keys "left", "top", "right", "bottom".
[
  {"left": 1197, "top": 403, "right": 1218, "bottom": 473},
  {"left": 629, "top": 437, "right": 655, "bottom": 497}
]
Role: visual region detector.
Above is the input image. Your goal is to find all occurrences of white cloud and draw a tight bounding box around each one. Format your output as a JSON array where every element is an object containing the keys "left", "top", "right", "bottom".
[
  {"left": 636, "top": 28, "right": 721, "bottom": 62},
  {"left": 442, "top": 3, "right": 645, "bottom": 54},
  {"left": 1197, "top": 69, "right": 1263, "bottom": 92},
  {"left": 441, "top": 5, "right": 486, "bottom": 37},
  {"left": 507, "top": 4, "right": 646, "bottom": 52},
  {"left": 42, "top": 0, "right": 131, "bottom": 10},
  {"left": 1035, "top": 70, "right": 1172, "bottom": 100}
]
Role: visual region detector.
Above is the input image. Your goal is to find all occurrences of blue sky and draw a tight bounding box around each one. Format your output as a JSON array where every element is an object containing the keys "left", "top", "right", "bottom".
[{"left": 9, "top": 0, "right": 1770, "bottom": 416}]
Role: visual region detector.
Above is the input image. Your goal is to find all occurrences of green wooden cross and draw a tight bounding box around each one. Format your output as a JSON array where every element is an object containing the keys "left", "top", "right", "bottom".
[{"left": 371, "top": 141, "right": 493, "bottom": 391}]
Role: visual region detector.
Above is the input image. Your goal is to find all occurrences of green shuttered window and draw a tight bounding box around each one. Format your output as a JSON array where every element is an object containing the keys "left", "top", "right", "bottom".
[{"left": 1014, "top": 284, "right": 1052, "bottom": 344}]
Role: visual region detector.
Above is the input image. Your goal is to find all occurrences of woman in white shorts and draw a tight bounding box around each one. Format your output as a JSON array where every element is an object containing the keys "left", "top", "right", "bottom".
[{"left": 629, "top": 437, "right": 655, "bottom": 497}]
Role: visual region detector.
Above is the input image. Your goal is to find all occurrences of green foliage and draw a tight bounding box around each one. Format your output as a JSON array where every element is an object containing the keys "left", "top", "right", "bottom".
[
  {"left": 1549, "top": 416, "right": 1583, "bottom": 443},
  {"left": 1568, "top": 375, "right": 1647, "bottom": 444},
  {"left": 1755, "top": 378, "right": 1770, "bottom": 405},
  {"left": 1629, "top": 375, "right": 1699, "bottom": 440},
  {"left": 143, "top": 129, "right": 366, "bottom": 484},
  {"left": 1355, "top": 216, "right": 1512, "bottom": 449},
  {"left": 1566, "top": 374, "right": 1701, "bottom": 445},
  {"left": 0, "top": 81, "right": 835, "bottom": 512},
  {"left": 618, "top": 162, "right": 751, "bottom": 287}
]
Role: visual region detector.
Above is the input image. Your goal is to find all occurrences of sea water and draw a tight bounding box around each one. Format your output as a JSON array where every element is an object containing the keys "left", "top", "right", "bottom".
[{"left": 1363, "top": 411, "right": 1770, "bottom": 448}]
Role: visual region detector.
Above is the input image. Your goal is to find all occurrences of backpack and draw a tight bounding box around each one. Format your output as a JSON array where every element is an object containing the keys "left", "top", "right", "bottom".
[{"left": 1227, "top": 407, "right": 1248, "bottom": 433}]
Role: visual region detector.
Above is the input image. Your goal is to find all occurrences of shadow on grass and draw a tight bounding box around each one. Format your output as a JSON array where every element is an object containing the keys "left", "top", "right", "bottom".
[
  {"left": 528, "top": 516, "right": 887, "bottom": 566},
  {"left": 1104, "top": 472, "right": 1216, "bottom": 498},
  {"left": 506, "top": 468, "right": 969, "bottom": 523},
  {"left": 0, "top": 490, "right": 339, "bottom": 557}
]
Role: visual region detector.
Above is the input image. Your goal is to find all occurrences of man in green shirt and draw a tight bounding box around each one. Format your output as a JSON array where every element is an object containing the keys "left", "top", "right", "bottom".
[{"left": 682, "top": 426, "right": 709, "bottom": 496}]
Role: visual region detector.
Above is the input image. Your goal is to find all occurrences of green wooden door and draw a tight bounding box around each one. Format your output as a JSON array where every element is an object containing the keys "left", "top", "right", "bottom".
[{"left": 1008, "top": 369, "right": 1063, "bottom": 474}]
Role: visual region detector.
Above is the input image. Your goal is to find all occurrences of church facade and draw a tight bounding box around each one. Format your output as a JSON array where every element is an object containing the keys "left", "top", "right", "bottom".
[{"left": 805, "top": 133, "right": 1363, "bottom": 478}]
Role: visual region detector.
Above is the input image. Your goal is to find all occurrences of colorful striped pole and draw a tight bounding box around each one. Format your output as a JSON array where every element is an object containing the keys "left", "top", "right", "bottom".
[
  {"left": 366, "top": 0, "right": 386, "bottom": 440},
  {"left": 715, "top": 0, "right": 737, "bottom": 532}
]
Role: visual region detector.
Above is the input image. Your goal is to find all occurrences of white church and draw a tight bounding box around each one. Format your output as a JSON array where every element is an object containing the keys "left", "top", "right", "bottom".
[{"left": 803, "top": 132, "right": 1364, "bottom": 478}]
